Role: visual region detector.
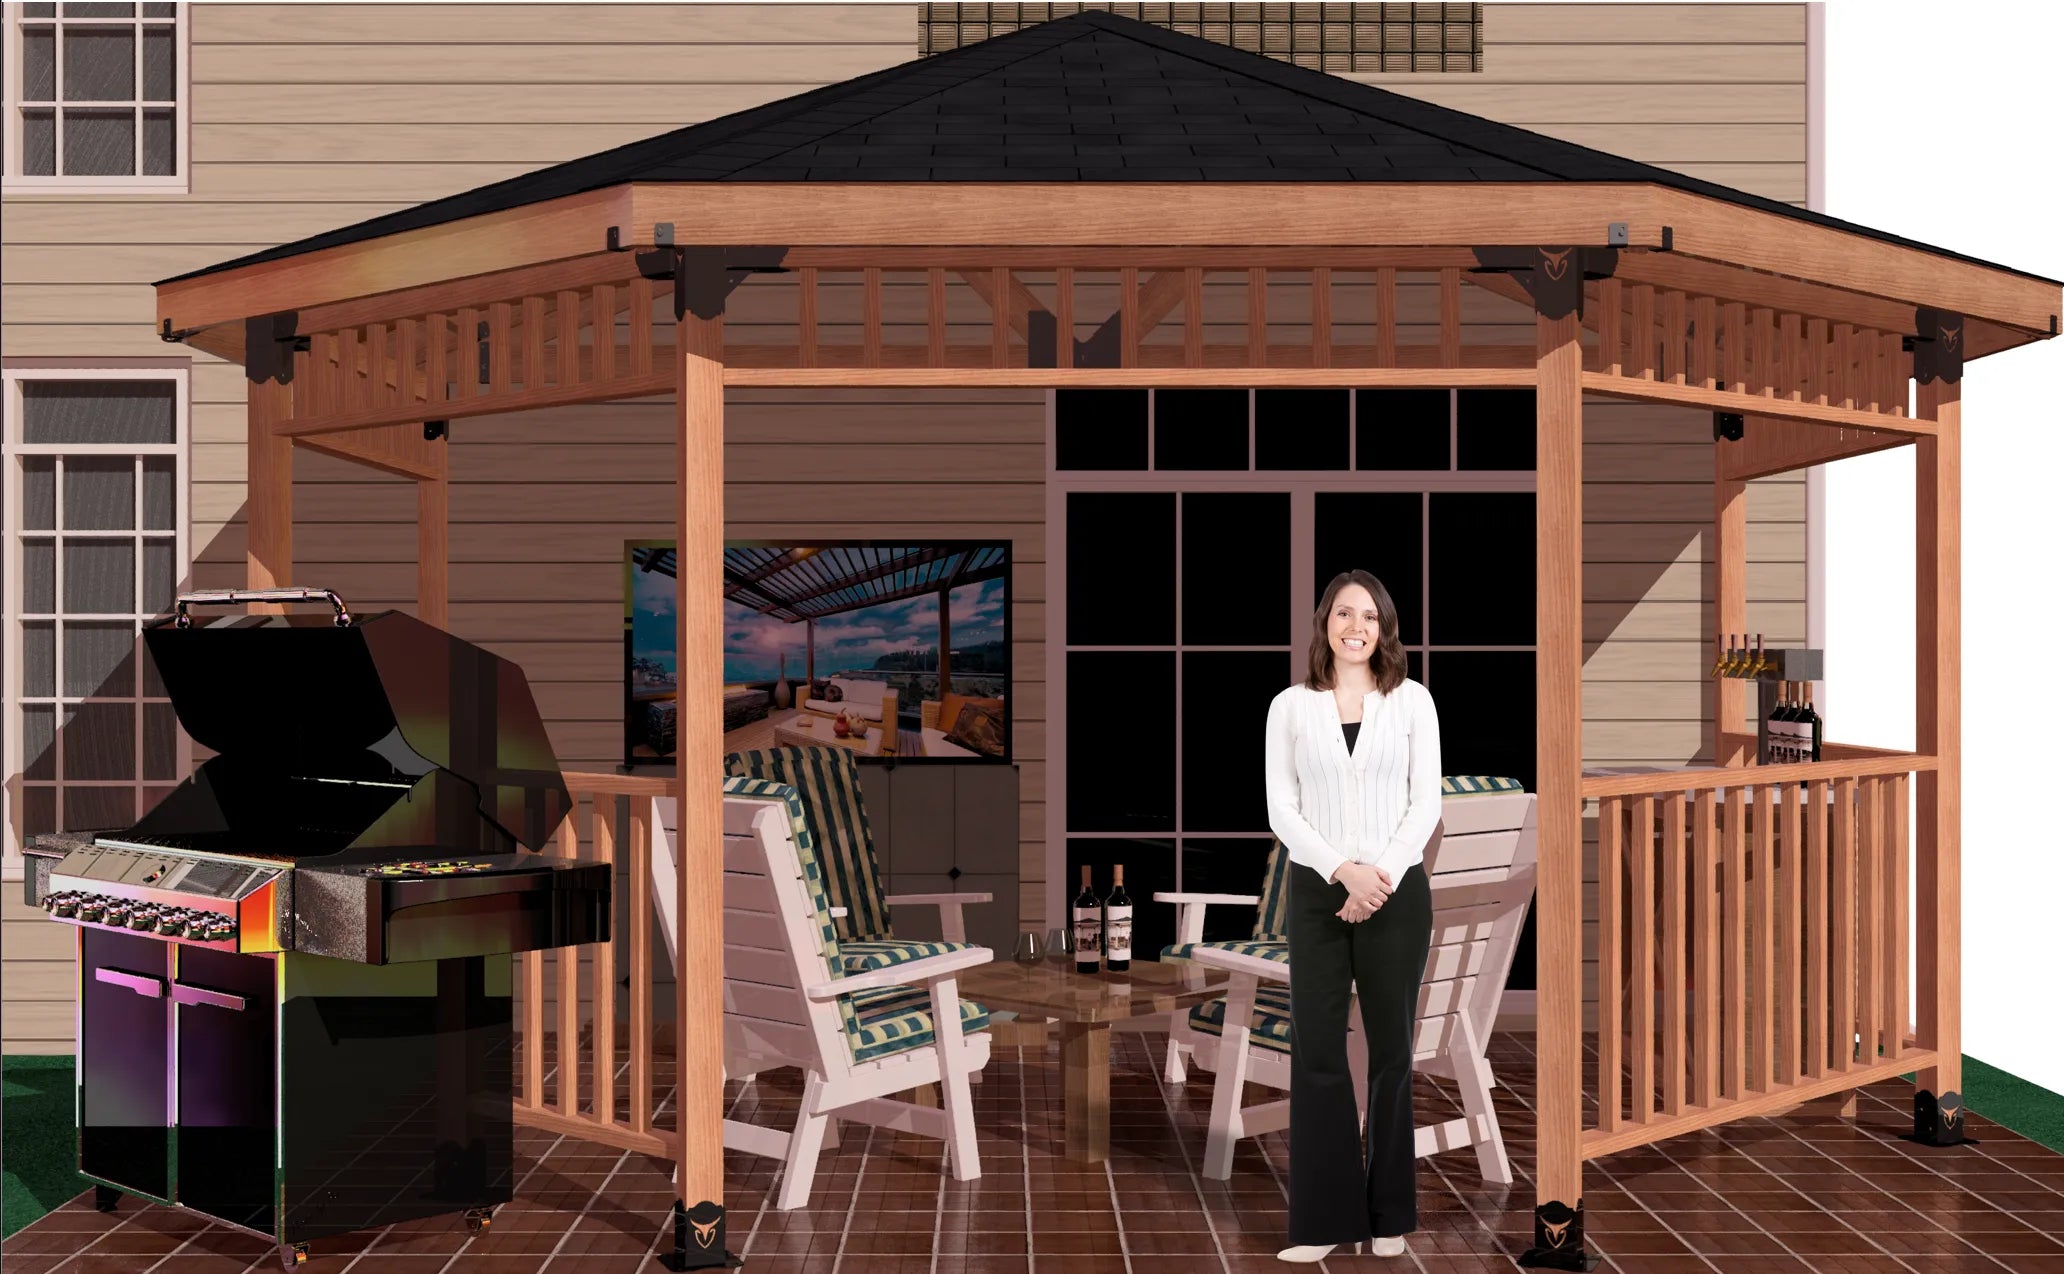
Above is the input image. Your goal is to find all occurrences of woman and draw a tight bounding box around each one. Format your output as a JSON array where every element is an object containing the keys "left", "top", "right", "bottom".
[{"left": 1264, "top": 570, "right": 1441, "bottom": 1263}]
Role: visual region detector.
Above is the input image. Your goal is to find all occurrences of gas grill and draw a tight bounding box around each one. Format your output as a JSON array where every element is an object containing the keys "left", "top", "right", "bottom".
[{"left": 22, "top": 588, "right": 611, "bottom": 1269}]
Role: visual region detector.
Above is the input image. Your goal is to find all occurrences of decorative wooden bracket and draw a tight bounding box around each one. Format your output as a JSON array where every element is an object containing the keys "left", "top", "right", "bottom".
[
  {"left": 1472, "top": 246, "right": 1620, "bottom": 320},
  {"left": 638, "top": 245, "right": 790, "bottom": 320},
  {"left": 1910, "top": 307, "right": 1965, "bottom": 385},
  {"left": 243, "top": 311, "right": 307, "bottom": 385}
]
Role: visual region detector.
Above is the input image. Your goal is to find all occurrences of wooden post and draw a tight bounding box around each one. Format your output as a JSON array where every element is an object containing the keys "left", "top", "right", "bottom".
[
  {"left": 1715, "top": 472, "right": 1747, "bottom": 762},
  {"left": 805, "top": 618, "right": 815, "bottom": 688},
  {"left": 1914, "top": 373, "right": 1965, "bottom": 1142},
  {"left": 417, "top": 465, "right": 449, "bottom": 629},
  {"left": 246, "top": 365, "right": 294, "bottom": 608},
  {"left": 670, "top": 300, "right": 734, "bottom": 1264},
  {"left": 1525, "top": 302, "right": 1591, "bottom": 1266}
]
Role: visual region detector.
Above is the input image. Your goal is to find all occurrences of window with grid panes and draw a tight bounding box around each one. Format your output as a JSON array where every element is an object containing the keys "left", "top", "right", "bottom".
[
  {"left": 4, "top": 2, "right": 186, "bottom": 187},
  {"left": 920, "top": 3, "right": 1483, "bottom": 72},
  {"left": 4, "top": 369, "right": 190, "bottom": 879}
]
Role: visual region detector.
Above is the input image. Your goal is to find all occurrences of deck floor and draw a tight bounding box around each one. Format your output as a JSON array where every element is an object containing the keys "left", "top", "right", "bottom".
[{"left": 6, "top": 1029, "right": 2061, "bottom": 1274}]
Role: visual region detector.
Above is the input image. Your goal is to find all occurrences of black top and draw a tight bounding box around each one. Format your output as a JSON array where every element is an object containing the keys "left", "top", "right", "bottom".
[
  {"left": 155, "top": 10, "right": 2058, "bottom": 289},
  {"left": 1341, "top": 720, "right": 1361, "bottom": 752}
]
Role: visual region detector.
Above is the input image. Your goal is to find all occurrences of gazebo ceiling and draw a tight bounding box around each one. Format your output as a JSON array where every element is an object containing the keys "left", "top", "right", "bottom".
[
  {"left": 633, "top": 544, "right": 1009, "bottom": 624},
  {"left": 155, "top": 10, "right": 2060, "bottom": 353}
]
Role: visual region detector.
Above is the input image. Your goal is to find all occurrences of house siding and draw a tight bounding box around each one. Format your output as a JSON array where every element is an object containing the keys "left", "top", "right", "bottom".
[{"left": 2, "top": 2, "right": 1807, "bottom": 1051}]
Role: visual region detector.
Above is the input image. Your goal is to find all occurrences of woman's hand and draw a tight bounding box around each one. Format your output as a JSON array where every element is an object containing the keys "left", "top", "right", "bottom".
[
  {"left": 1337, "top": 898, "right": 1374, "bottom": 923},
  {"left": 1332, "top": 862, "right": 1394, "bottom": 914}
]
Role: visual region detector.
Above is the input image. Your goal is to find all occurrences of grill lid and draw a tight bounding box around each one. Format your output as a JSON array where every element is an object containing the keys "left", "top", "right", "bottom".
[{"left": 142, "top": 604, "right": 571, "bottom": 852}]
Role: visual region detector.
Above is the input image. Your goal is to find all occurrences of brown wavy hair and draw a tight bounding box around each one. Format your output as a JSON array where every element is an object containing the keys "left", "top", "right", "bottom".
[{"left": 1304, "top": 570, "right": 1409, "bottom": 695}]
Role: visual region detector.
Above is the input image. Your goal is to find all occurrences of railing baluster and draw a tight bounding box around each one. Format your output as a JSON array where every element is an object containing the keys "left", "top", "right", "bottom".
[
  {"left": 1856, "top": 775, "right": 1881, "bottom": 1067},
  {"left": 593, "top": 796, "right": 619, "bottom": 1124},
  {"left": 1888, "top": 773, "right": 1910, "bottom": 1059},
  {"left": 523, "top": 949, "right": 544, "bottom": 1106},
  {"left": 1629, "top": 793, "right": 1655, "bottom": 1123},
  {"left": 1752, "top": 782, "right": 1775, "bottom": 1093},
  {"left": 1722, "top": 785, "right": 1746, "bottom": 1099},
  {"left": 1832, "top": 776, "right": 1857, "bottom": 1071},
  {"left": 559, "top": 803, "right": 583, "bottom": 1117},
  {"left": 1661, "top": 791, "right": 1687, "bottom": 1116},
  {"left": 1599, "top": 796, "right": 1623, "bottom": 1133},
  {"left": 629, "top": 794, "right": 654, "bottom": 1137},
  {"left": 1778, "top": 779, "right": 1803, "bottom": 1086},
  {"left": 1693, "top": 789, "right": 1719, "bottom": 1106},
  {"left": 1806, "top": 778, "right": 1829, "bottom": 1077}
]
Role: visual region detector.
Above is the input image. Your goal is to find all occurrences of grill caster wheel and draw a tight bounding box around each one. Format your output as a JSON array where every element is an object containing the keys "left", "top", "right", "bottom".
[
  {"left": 93, "top": 1185, "right": 121, "bottom": 1213},
  {"left": 278, "top": 1242, "right": 308, "bottom": 1270},
  {"left": 464, "top": 1207, "right": 494, "bottom": 1234}
]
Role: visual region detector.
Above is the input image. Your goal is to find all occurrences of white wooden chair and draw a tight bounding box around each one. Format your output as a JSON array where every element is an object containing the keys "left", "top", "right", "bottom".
[
  {"left": 1177, "top": 782, "right": 1538, "bottom": 1184},
  {"left": 716, "top": 776, "right": 994, "bottom": 1209}
]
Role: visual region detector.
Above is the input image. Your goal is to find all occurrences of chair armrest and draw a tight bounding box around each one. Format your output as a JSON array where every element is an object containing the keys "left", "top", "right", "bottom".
[
  {"left": 885, "top": 892, "right": 995, "bottom": 907},
  {"left": 828, "top": 906, "right": 849, "bottom": 919},
  {"left": 1151, "top": 892, "right": 1262, "bottom": 907},
  {"left": 806, "top": 945, "right": 994, "bottom": 999},
  {"left": 1188, "top": 945, "right": 1292, "bottom": 983}
]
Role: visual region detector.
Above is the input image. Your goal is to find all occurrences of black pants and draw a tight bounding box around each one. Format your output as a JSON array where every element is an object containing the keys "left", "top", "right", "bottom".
[{"left": 1286, "top": 861, "right": 1433, "bottom": 1245}]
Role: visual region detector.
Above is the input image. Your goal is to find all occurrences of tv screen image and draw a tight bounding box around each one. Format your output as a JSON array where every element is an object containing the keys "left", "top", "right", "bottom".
[{"left": 625, "top": 541, "right": 1011, "bottom": 766}]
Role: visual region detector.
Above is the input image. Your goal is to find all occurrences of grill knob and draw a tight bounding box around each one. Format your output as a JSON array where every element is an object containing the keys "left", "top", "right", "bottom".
[
  {"left": 128, "top": 906, "right": 160, "bottom": 931},
  {"left": 51, "top": 894, "right": 80, "bottom": 918},
  {"left": 156, "top": 910, "right": 188, "bottom": 936},
  {"left": 103, "top": 901, "right": 133, "bottom": 925},
  {"left": 77, "top": 897, "right": 107, "bottom": 921},
  {"left": 182, "top": 915, "right": 210, "bottom": 940}
]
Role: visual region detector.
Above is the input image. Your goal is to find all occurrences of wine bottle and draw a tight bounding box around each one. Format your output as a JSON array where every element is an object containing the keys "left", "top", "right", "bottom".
[
  {"left": 1804, "top": 684, "right": 1823, "bottom": 762},
  {"left": 1073, "top": 865, "right": 1102, "bottom": 974},
  {"left": 1770, "top": 682, "right": 1795, "bottom": 764},
  {"left": 1103, "top": 865, "right": 1134, "bottom": 973}
]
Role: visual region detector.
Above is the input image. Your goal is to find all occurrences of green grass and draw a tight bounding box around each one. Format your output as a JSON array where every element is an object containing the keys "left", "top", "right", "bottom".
[
  {"left": 1900, "top": 1054, "right": 2064, "bottom": 1153},
  {"left": 3, "top": 1056, "right": 78, "bottom": 1239}
]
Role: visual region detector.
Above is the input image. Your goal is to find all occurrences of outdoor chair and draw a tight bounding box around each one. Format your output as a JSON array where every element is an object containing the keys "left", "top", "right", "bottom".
[
  {"left": 1173, "top": 779, "right": 1538, "bottom": 1183},
  {"left": 716, "top": 776, "right": 993, "bottom": 1209}
]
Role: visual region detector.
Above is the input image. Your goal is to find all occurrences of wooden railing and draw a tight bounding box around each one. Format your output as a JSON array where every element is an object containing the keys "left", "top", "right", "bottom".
[
  {"left": 510, "top": 771, "right": 675, "bottom": 1160},
  {"left": 1580, "top": 752, "right": 1937, "bottom": 1158}
]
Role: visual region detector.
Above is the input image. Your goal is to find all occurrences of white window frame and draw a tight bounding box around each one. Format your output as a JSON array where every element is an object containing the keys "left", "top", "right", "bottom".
[
  {"left": 4, "top": 361, "right": 193, "bottom": 881},
  {"left": 1, "top": 2, "right": 191, "bottom": 193}
]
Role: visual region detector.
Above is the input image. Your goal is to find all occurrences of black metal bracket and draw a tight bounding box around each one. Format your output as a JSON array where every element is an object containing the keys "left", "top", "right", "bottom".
[
  {"left": 658, "top": 1199, "right": 742, "bottom": 1270},
  {"left": 424, "top": 420, "right": 448, "bottom": 442},
  {"left": 160, "top": 318, "right": 203, "bottom": 344},
  {"left": 1912, "top": 307, "right": 1965, "bottom": 385},
  {"left": 634, "top": 245, "right": 792, "bottom": 321},
  {"left": 1714, "top": 411, "right": 1745, "bottom": 442},
  {"left": 244, "top": 311, "right": 306, "bottom": 385},
  {"left": 476, "top": 320, "right": 491, "bottom": 387},
  {"left": 1902, "top": 1088, "right": 1979, "bottom": 1148},
  {"left": 1470, "top": 245, "right": 1620, "bottom": 321},
  {"left": 1517, "top": 1199, "right": 1599, "bottom": 1270}
]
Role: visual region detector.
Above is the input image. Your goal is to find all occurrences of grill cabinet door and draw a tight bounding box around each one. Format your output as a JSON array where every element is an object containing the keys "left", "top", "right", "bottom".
[
  {"left": 79, "top": 928, "right": 173, "bottom": 1202},
  {"left": 174, "top": 946, "right": 279, "bottom": 1238}
]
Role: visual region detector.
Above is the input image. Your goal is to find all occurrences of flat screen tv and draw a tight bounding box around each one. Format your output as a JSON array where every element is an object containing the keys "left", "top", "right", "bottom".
[{"left": 625, "top": 540, "right": 1011, "bottom": 767}]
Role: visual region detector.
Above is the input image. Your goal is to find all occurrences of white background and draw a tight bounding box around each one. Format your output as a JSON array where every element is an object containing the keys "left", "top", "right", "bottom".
[{"left": 1818, "top": 0, "right": 2064, "bottom": 1094}]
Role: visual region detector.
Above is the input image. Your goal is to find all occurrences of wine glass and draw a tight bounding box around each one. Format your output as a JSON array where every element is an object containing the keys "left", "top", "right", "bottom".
[
  {"left": 1045, "top": 927, "right": 1071, "bottom": 964},
  {"left": 1013, "top": 932, "right": 1042, "bottom": 964}
]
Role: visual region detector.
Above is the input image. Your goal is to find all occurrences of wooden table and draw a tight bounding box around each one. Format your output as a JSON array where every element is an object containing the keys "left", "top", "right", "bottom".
[
  {"left": 957, "top": 956, "right": 1230, "bottom": 1163},
  {"left": 773, "top": 711, "right": 884, "bottom": 756}
]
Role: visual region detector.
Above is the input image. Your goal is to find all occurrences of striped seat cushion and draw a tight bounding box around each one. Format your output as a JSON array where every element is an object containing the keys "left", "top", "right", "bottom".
[
  {"left": 1442, "top": 774, "right": 1525, "bottom": 796},
  {"left": 1188, "top": 984, "right": 1295, "bottom": 1054},
  {"left": 723, "top": 745, "right": 892, "bottom": 943},
  {"left": 721, "top": 777, "right": 864, "bottom": 1043},
  {"left": 838, "top": 939, "right": 978, "bottom": 975},
  {"left": 1163, "top": 939, "right": 1291, "bottom": 964},
  {"left": 1252, "top": 838, "right": 1291, "bottom": 940},
  {"left": 846, "top": 984, "right": 992, "bottom": 1063}
]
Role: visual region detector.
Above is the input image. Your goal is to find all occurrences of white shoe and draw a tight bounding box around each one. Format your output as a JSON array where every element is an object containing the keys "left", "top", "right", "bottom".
[
  {"left": 1373, "top": 1236, "right": 1408, "bottom": 1257},
  {"left": 1279, "top": 1242, "right": 1363, "bottom": 1262}
]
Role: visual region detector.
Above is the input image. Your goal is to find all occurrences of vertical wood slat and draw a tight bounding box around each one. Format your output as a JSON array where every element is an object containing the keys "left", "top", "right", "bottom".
[
  {"left": 1598, "top": 796, "right": 1623, "bottom": 1133},
  {"left": 1311, "top": 267, "right": 1332, "bottom": 368},
  {"left": 990, "top": 267, "right": 1010, "bottom": 369},
  {"left": 1832, "top": 324, "right": 1856, "bottom": 411},
  {"left": 394, "top": 317, "right": 418, "bottom": 409},
  {"left": 926, "top": 269, "right": 946, "bottom": 367},
  {"left": 1629, "top": 793, "right": 1655, "bottom": 1123},
  {"left": 1120, "top": 265, "right": 1139, "bottom": 369},
  {"left": 1856, "top": 774, "right": 1881, "bottom": 1068},
  {"left": 550, "top": 292, "right": 576, "bottom": 389},
  {"left": 627, "top": 797, "right": 654, "bottom": 1136},
  {"left": 1806, "top": 778, "right": 1830, "bottom": 1076},
  {"left": 424, "top": 315, "right": 449, "bottom": 408},
  {"left": 1750, "top": 308, "right": 1775, "bottom": 399},
  {"left": 1722, "top": 785, "right": 1746, "bottom": 1099},
  {"left": 798, "top": 267, "right": 819, "bottom": 368},
  {"left": 592, "top": 798, "right": 618, "bottom": 1123},
  {"left": 1438, "top": 267, "right": 1462, "bottom": 367},
  {"left": 591, "top": 284, "right": 617, "bottom": 383},
  {"left": 556, "top": 813, "right": 582, "bottom": 1119},
  {"left": 1722, "top": 301, "right": 1747, "bottom": 395},
  {"left": 1693, "top": 789, "right": 1719, "bottom": 1106},
  {"left": 1182, "top": 268, "right": 1201, "bottom": 368},
  {"left": 523, "top": 948, "right": 544, "bottom": 1106},
  {"left": 628, "top": 280, "right": 652, "bottom": 378},
  {"left": 864, "top": 267, "right": 884, "bottom": 368},
  {"left": 1864, "top": 326, "right": 1884, "bottom": 414},
  {"left": 338, "top": 325, "right": 364, "bottom": 412},
  {"left": 1661, "top": 791, "right": 1687, "bottom": 1116},
  {"left": 1629, "top": 284, "right": 1655, "bottom": 380},
  {"left": 365, "top": 322, "right": 390, "bottom": 407},
  {"left": 1888, "top": 773, "right": 1910, "bottom": 1057},
  {"left": 521, "top": 295, "right": 546, "bottom": 388},
  {"left": 1777, "top": 780, "right": 1803, "bottom": 1085},
  {"left": 1056, "top": 267, "right": 1075, "bottom": 370},
  {"left": 453, "top": 307, "right": 479, "bottom": 402},
  {"left": 1831, "top": 776, "right": 1857, "bottom": 1070},
  {"left": 1752, "top": 782, "right": 1775, "bottom": 1093},
  {"left": 1663, "top": 290, "right": 1687, "bottom": 386},
  {"left": 1597, "top": 277, "right": 1622, "bottom": 377},
  {"left": 1805, "top": 318, "right": 1829, "bottom": 407},
  {"left": 1780, "top": 313, "right": 1803, "bottom": 402},
  {"left": 488, "top": 301, "right": 513, "bottom": 397},
  {"left": 1374, "top": 267, "right": 1397, "bottom": 367},
  {"left": 1885, "top": 332, "right": 1908, "bottom": 417},
  {"left": 1693, "top": 296, "right": 1718, "bottom": 391},
  {"left": 1247, "top": 266, "right": 1267, "bottom": 366}
]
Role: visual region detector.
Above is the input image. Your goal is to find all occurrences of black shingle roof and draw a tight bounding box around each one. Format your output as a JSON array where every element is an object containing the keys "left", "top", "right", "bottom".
[{"left": 159, "top": 10, "right": 2058, "bottom": 288}]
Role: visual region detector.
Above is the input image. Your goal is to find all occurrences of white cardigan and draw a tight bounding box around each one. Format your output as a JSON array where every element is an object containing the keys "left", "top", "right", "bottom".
[{"left": 1263, "top": 677, "right": 1443, "bottom": 887}]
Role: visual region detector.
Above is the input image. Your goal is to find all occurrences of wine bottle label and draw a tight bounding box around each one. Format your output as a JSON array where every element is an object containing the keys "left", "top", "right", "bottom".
[
  {"left": 1073, "top": 907, "right": 1102, "bottom": 960},
  {"left": 1103, "top": 906, "right": 1134, "bottom": 962}
]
